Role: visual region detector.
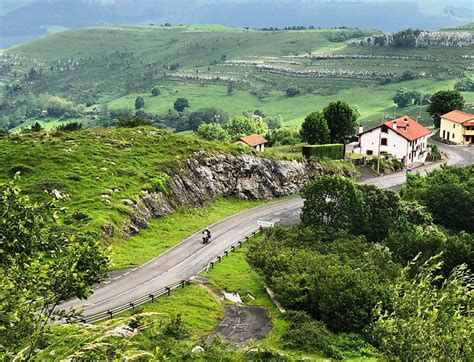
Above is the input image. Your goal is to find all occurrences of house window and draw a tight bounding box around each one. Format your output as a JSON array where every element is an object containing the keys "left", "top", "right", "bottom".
[
  {"left": 453, "top": 124, "right": 455, "bottom": 129},
  {"left": 453, "top": 133, "right": 455, "bottom": 139},
  {"left": 381, "top": 138, "right": 387, "bottom": 146},
  {"left": 367, "top": 150, "right": 373, "bottom": 155},
  {"left": 443, "top": 130, "right": 446, "bottom": 139}
]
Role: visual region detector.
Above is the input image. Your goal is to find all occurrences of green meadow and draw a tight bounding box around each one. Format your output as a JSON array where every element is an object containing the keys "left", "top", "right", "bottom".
[{"left": 3, "top": 24, "right": 472, "bottom": 130}]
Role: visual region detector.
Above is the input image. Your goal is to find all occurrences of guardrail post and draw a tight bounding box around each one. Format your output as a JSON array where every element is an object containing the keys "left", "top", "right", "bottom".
[
  {"left": 245, "top": 236, "right": 249, "bottom": 242},
  {"left": 107, "top": 310, "right": 113, "bottom": 319},
  {"left": 81, "top": 318, "right": 86, "bottom": 324},
  {"left": 210, "top": 261, "right": 214, "bottom": 269},
  {"left": 149, "top": 294, "right": 155, "bottom": 303},
  {"left": 181, "top": 280, "right": 186, "bottom": 288},
  {"left": 225, "top": 250, "right": 228, "bottom": 257},
  {"left": 231, "top": 245, "right": 235, "bottom": 252},
  {"left": 218, "top": 255, "right": 222, "bottom": 263},
  {"left": 252, "top": 231, "right": 256, "bottom": 237},
  {"left": 129, "top": 302, "right": 134, "bottom": 312},
  {"left": 166, "top": 287, "right": 171, "bottom": 296}
]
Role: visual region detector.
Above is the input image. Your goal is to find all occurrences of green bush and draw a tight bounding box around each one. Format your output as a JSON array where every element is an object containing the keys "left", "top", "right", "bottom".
[
  {"left": 428, "top": 144, "right": 441, "bottom": 161},
  {"left": 9, "top": 164, "right": 34, "bottom": 175},
  {"left": 302, "top": 143, "right": 345, "bottom": 160},
  {"left": 117, "top": 117, "right": 152, "bottom": 128},
  {"left": 57, "top": 122, "right": 83, "bottom": 132},
  {"left": 0, "top": 128, "right": 8, "bottom": 138},
  {"left": 148, "top": 172, "right": 171, "bottom": 194}
]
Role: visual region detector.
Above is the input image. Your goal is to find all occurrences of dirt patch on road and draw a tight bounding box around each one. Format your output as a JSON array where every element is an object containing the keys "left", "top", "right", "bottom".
[{"left": 213, "top": 305, "right": 272, "bottom": 348}]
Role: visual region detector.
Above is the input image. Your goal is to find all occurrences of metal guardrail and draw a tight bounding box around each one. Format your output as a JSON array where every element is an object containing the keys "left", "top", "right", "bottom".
[{"left": 71, "top": 227, "right": 265, "bottom": 324}]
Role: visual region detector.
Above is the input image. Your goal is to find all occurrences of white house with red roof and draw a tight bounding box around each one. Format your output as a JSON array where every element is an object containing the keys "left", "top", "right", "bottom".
[
  {"left": 439, "top": 110, "right": 474, "bottom": 145},
  {"left": 357, "top": 115, "right": 432, "bottom": 164},
  {"left": 234, "top": 134, "right": 268, "bottom": 151}
]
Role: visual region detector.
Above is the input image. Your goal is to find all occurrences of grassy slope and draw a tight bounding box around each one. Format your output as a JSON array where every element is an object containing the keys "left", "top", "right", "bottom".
[
  {"left": 0, "top": 127, "right": 247, "bottom": 237},
  {"left": 40, "top": 240, "right": 321, "bottom": 360},
  {"left": 5, "top": 24, "right": 472, "bottom": 128},
  {"left": 111, "top": 197, "right": 271, "bottom": 269}
]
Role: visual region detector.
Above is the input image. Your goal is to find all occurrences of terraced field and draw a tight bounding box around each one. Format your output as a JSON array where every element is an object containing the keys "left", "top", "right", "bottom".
[{"left": 1, "top": 24, "right": 473, "bottom": 128}]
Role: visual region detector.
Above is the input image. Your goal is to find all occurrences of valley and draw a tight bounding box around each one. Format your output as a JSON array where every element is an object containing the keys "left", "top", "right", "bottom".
[{"left": 1, "top": 24, "right": 473, "bottom": 132}]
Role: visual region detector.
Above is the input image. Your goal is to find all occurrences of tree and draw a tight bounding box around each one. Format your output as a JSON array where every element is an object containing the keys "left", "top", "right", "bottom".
[
  {"left": 30, "top": 122, "right": 43, "bottom": 132},
  {"left": 301, "top": 175, "right": 366, "bottom": 233},
  {"left": 266, "top": 128, "right": 300, "bottom": 147},
  {"left": 227, "top": 81, "right": 234, "bottom": 96},
  {"left": 401, "top": 165, "right": 473, "bottom": 233},
  {"left": 188, "top": 107, "right": 228, "bottom": 131},
  {"left": 151, "top": 86, "right": 161, "bottom": 97},
  {"left": 427, "top": 90, "right": 465, "bottom": 128},
  {"left": 0, "top": 128, "right": 8, "bottom": 138},
  {"left": 299, "top": 111, "right": 330, "bottom": 145},
  {"left": 224, "top": 116, "right": 269, "bottom": 140},
  {"left": 196, "top": 123, "right": 230, "bottom": 142},
  {"left": 173, "top": 98, "right": 189, "bottom": 112},
  {"left": 392, "top": 88, "right": 421, "bottom": 108},
  {"left": 135, "top": 96, "right": 145, "bottom": 110},
  {"left": 0, "top": 179, "right": 108, "bottom": 358},
  {"left": 286, "top": 85, "right": 300, "bottom": 97},
  {"left": 323, "top": 101, "right": 357, "bottom": 142},
  {"left": 373, "top": 255, "right": 473, "bottom": 360}
]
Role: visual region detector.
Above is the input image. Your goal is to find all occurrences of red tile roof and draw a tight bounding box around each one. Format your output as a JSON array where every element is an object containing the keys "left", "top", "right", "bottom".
[
  {"left": 238, "top": 134, "right": 268, "bottom": 147},
  {"left": 384, "top": 116, "right": 431, "bottom": 141},
  {"left": 441, "top": 110, "right": 474, "bottom": 124}
]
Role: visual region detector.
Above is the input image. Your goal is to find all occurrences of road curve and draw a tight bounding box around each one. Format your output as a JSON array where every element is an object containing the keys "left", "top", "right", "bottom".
[{"left": 60, "top": 143, "right": 473, "bottom": 316}]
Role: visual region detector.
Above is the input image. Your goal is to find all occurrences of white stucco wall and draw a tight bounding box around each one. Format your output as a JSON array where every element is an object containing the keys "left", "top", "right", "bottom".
[{"left": 359, "top": 127, "right": 429, "bottom": 163}]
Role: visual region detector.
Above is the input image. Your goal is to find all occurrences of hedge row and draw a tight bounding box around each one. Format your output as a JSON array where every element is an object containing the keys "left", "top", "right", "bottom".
[{"left": 302, "top": 144, "right": 345, "bottom": 160}]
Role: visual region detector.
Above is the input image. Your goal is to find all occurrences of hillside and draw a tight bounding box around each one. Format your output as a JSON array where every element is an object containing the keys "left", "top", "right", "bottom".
[
  {"left": 1, "top": 0, "right": 471, "bottom": 47},
  {"left": 1, "top": 24, "right": 473, "bottom": 131},
  {"left": 0, "top": 127, "right": 245, "bottom": 237}
]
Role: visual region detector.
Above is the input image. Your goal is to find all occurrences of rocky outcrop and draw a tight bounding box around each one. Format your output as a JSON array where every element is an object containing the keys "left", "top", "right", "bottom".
[{"left": 120, "top": 152, "right": 328, "bottom": 236}]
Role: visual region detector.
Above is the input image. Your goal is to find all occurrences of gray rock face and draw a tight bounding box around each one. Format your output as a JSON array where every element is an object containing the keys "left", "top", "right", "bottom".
[{"left": 120, "top": 152, "right": 326, "bottom": 236}]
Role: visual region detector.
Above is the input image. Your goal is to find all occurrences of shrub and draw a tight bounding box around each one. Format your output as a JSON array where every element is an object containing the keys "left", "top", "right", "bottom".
[
  {"left": 302, "top": 143, "right": 345, "bottom": 159},
  {"left": 151, "top": 86, "right": 161, "bottom": 97},
  {"left": 160, "top": 314, "right": 190, "bottom": 340},
  {"left": 428, "top": 144, "right": 441, "bottom": 161},
  {"left": 0, "top": 128, "right": 9, "bottom": 138},
  {"left": 117, "top": 117, "right": 152, "bottom": 128},
  {"left": 147, "top": 172, "right": 171, "bottom": 194},
  {"left": 30, "top": 122, "right": 43, "bottom": 132},
  {"left": 57, "top": 122, "right": 83, "bottom": 132},
  {"left": 9, "top": 164, "right": 34, "bottom": 175},
  {"left": 285, "top": 85, "right": 300, "bottom": 97}
]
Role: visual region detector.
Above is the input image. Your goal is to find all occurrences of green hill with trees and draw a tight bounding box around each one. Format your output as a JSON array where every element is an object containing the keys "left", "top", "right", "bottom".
[{"left": 1, "top": 24, "right": 473, "bottom": 132}]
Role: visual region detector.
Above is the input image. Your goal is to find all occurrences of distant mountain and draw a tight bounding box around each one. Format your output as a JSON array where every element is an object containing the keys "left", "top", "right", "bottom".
[{"left": 1, "top": 0, "right": 472, "bottom": 48}]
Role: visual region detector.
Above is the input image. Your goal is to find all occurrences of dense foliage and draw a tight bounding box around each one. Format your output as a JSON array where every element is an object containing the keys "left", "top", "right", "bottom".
[
  {"left": 0, "top": 180, "right": 109, "bottom": 359},
  {"left": 299, "top": 111, "right": 330, "bottom": 145},
  {"left": 426, "top": 90, "right": 465, "bottom": 128},
  {"left": 373, "top": 255, "right": 473, "bottom": 360},
  {"left": 250, "top": 171, "right": 473, "bottom": 359},
  {"left": 301, "top": 144, "right": 345, "bottom": 160},
  {"left": 323, "top": 101, "right": 358, "bottom": 142},
  {"left": 402, "top": 165, "right": 473, "bottom": 233},
  {"left": 223, "top": 115, "right": 268, "bottom": 141}
]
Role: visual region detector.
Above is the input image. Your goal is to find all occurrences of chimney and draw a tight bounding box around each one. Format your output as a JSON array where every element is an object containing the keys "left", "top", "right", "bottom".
[
  {"left": 393, "top": 121, "right": 397, "bottom": 130},
  {"left": 358, "top": 124, "right": 364, "bottom": 134},
  {"left": 404, "top": 117, "right": 408, "bottom": 123}
]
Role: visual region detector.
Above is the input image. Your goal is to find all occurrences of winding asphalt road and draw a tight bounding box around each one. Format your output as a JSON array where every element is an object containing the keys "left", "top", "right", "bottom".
[{"left": 59, "top": 142, "right": 473, "bottom": 317}]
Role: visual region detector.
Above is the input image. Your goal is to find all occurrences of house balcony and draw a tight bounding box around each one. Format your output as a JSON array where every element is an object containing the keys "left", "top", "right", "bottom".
[{"left": 464, "top": 129, "right": 474, "bottom": 136}]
